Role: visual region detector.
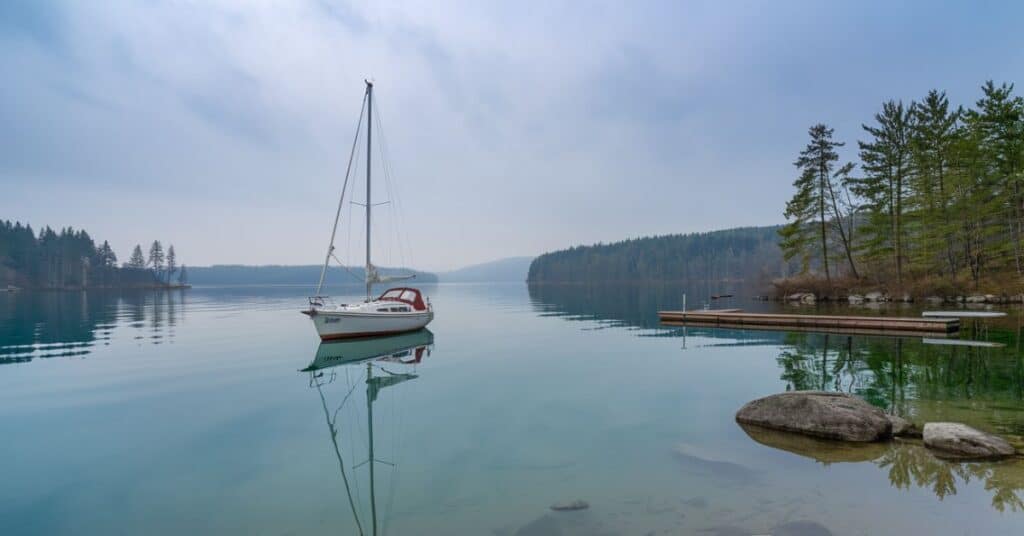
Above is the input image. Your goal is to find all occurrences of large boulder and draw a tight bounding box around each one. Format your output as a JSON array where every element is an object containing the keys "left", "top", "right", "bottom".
[
  {"left": 735, "top": 391, "right": 891, "bottom": 442},
  {"left": 864, "top": 291, "right": 888, "bottom": 302},
  {"left": 848, "top": 294, "right": 865, "bottom": 304},
  {"left": 922, "top": 422, "right": 1016, "bottom": 460},
  {"left": 965, "top": 294, "right": 986, "bottom": 303}
]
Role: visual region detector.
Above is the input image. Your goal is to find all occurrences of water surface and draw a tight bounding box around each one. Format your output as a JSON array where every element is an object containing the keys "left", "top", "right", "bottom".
[{"left": 2, "top": 284, "right": 1023, "bottom": 534}]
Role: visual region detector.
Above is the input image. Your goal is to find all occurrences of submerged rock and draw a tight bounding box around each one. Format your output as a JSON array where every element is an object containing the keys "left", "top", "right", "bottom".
[
  {"left": 672, "top": 443, "right": 758, "bottom": 484},
  {"left": 887, "top": 415, "right": 921, "bottom": 438},
  {"left": 922, "top": 422, "right": 1016, "bottom": 460},
  {"left": 550, "top": 500, "right": 589, "bottom": 512},
  {"left": 682, "top": 496, "right": 708, "bottom": 508},
  {"left": 771, "top": 520, "right": 833, "bottom": 536},
  {"left": 699, "top": 521, "right": 832, "bottom": 536},
  {"left": 697, "top": 526, "right": 750, "bottom": 536},
  {"left": 513, "top": 510, "right": 617, "bottom": 536},
  {"left": 735, "top": 391, "right": 891, "bottom": 442}
]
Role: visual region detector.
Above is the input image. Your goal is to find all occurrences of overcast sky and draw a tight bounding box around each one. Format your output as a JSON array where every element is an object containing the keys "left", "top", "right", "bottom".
[{"left": 2, "top": 1, "right": 1022, "bottom": 270}]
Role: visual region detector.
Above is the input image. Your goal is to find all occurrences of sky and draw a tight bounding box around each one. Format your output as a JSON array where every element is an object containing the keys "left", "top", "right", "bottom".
[{"left": 2, "top": 1, "right": 1023, "bottom": 271}]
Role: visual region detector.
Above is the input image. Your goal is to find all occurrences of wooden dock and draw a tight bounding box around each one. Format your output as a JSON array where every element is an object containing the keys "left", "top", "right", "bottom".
[{"left": 658, "top": 309, "right": 959, "bottom": 334}]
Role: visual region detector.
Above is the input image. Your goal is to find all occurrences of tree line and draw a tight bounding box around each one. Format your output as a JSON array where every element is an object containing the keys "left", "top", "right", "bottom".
[
  {"left": 781, "top": 80, "right": 1024, "bottom": 292},
  {"left": 0, "top": 220, "right": 187, "bottom": 289},
  {"left": 527, "top": 226, "right": 787, "bottom": 284}
]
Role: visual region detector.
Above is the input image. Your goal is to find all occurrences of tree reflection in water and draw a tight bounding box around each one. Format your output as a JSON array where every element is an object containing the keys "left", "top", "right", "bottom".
[
  {"left": 741, "top": 423, "right": 1024, "bottom": 512},
  {"left": 775, "top": 331, "right": 1024, "bottom": 439},
  {"left": 877, "top": 443, "right": 1024, "bottom": 512}
]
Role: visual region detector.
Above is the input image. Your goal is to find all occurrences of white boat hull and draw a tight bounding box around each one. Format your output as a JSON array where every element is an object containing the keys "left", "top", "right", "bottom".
[{"left": 306, "top": 308, "right": 434, "bottom": 340}]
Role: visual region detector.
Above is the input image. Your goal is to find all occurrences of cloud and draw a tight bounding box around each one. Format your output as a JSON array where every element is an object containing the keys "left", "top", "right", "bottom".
[{"left": 1, "top": 1, "right": 1023, "bottom": 270}]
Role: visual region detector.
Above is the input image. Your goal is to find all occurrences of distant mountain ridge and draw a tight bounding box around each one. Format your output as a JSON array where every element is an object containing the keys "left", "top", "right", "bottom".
[
  {"left": 438, "top": 256, "right": 535, "bottom": 282},
  {"left": 187, "top": 264, "right": 437, "bottom": 286},
  {"left": 527, "top": 225, "right": 788, "bottom": 285}
]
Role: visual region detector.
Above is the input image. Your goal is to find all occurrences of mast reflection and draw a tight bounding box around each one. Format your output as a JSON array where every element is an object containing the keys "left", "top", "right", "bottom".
[{"left": 305, "top": 329, "right": 434, "bottom": 535}]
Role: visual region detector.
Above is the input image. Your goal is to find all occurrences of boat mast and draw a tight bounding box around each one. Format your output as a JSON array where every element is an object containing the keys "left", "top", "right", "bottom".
[{"left": 365, "top": 80, "right": 373, "bottom": 300}]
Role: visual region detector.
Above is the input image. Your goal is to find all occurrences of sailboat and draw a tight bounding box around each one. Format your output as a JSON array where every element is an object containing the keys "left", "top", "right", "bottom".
[{"left": 302, "top": 80, "right": 434, "bottom": 340}]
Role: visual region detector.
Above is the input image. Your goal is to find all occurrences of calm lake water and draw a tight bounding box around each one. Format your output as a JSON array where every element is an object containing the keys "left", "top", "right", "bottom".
[{"left": 2, "top": 283, "right": 1024, "bottom": 535}]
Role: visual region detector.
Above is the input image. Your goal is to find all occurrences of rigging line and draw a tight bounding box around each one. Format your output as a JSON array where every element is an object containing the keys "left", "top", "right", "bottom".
[
  {"left": 344, "top": 367, "right": 367, "bottom": 513},
  {"left": 332, "top": 373, "right": 363, "bottom": 423},
  {"left": 383, "top": 371, "right": 404, "bottom": 534},
  {"left": 316, "top": 89, "right": 368, "bottom": 296},
  {"left": 314, "top": 373, "right": 365, "bottom": 536},
  {"left": 372, "top": 107, "right": 397, "bottom": 268},
  {"left": 330, "top": 252, "right": 366, "bottom": 283},
  {"left": 382, "top": 120, "right": 411, "bottom": 272},
  {"left": 344, "top": 125, "right": 364, "bottom": 274},
  {"left": 373, "top": 99, "right": 412, "bottom": 271}
]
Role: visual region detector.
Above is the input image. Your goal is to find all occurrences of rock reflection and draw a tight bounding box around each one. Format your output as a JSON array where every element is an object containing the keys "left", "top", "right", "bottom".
[{"left": 739, "top": 423, "right": 1024, "bottom": 512}]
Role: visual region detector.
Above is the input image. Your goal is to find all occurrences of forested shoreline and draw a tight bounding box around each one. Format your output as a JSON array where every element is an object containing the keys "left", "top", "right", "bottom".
[
  {"left": 0, "top": 220, "right": 188, "bottom": 290},
  {"left": 526, "top": 226, "right": 789, "bottom": 285},
  {"left": 780, "top": 80, "right": 1024, "bottom": 297}
]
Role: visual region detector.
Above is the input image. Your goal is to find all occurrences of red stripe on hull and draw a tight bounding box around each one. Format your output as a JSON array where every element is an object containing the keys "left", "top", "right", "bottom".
[{"left": 319, "top": 327, "right": 423, "bottom": 341}]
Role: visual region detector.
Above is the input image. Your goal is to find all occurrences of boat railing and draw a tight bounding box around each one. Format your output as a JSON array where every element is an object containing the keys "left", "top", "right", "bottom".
[{"left": 309, "top": 296, "right": 332, "bottom": 309}]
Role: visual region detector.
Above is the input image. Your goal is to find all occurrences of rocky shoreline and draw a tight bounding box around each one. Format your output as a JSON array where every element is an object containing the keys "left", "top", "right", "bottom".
[{"left": 781, "top": 290, "right": 1020, "bottom": 305}]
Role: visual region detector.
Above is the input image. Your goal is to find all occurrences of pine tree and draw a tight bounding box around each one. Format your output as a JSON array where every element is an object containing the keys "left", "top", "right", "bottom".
[
  {"left": 909, "top": 90, "right": 961, "bottom": 279},
  {"left": 96, "top": 240, "right": 117, "bottom": 268},
  {"left": 948, "top": 120, "right": 1004, "bottom": 287},
  {"left": 166, "top": 245, "right": 176, "bottom": 284},
  {"left": 780, "top": 124, "right": 857, "bottom": 282},
  {"left": 965, "top": 81, "right": 1024, "bottom": 274},
  {"left": 148, "top": 240, "right": 164, "bottom": 279},
  {"left": 129, "top": 245, "right": 146, "bottom": 269},
  {"left": 851, "top": 100, "right": 914, "bottom": 288},
  {"left": 178, "top": 264, "right": 188, "bottom": 285}
]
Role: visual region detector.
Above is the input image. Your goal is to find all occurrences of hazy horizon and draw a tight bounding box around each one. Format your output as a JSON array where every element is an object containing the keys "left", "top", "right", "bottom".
[{"left": 3, "top": 1, "right": 1022, "bottom": 271}]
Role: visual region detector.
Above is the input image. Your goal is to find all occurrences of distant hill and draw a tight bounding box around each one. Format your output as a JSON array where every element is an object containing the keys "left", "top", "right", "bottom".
[
  {"left": 439, "top": 256, "right": 535, "bottom": 282},
  {"left": 527, "top": 226, "right": 789, "bottom": 285},
  {"left": 187, "top": 265, "right": 437, "bottom": 286}
]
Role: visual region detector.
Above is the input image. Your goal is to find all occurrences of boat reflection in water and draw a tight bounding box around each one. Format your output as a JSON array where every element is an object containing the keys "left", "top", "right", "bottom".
[{"left": 304, "top": 329, "right": 434, "bottom": 535}]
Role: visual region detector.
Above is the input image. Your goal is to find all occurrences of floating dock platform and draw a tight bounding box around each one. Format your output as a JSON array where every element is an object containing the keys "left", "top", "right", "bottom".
[
  {"left": 658, "top": 309, "right": 959, "bottom": 335},
  {"left": 922, "top": 310, "right": 1006, "bottom": 318}
]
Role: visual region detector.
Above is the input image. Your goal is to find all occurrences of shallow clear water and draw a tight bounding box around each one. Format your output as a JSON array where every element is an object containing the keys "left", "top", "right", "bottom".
[{"left": 2, "top": 284, "right": 1024, "bottom": 535}]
